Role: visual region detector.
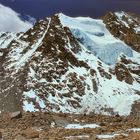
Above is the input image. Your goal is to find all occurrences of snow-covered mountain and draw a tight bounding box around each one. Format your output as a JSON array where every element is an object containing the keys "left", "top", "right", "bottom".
[{"left": 0, "top": 12, "right": 140, "bottom": 116}]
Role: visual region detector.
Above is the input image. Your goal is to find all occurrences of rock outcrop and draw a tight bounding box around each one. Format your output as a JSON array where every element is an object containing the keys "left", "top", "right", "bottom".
[{"left": 103, "top": 11, "right": 140, "bottom": 53}]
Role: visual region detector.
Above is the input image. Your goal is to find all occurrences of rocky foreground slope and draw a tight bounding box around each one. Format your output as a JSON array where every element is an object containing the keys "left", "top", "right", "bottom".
[
  {"left": 0, "top": 11, "right": 140, "bottom": 116},
  {"left": 0, "top": 112, "right": 140, "bottom": 140}
]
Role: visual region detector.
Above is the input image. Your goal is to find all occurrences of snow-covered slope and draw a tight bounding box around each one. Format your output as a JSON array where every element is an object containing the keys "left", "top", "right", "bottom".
[
  {"left": 0, "top": 32, "right": 16, "bottom": 49},
  {"left": 0, "top": 12, "right": 140, "bottom": 116},
  {"left": 59, "top": 13, "right": 133, "bottom": 65}
]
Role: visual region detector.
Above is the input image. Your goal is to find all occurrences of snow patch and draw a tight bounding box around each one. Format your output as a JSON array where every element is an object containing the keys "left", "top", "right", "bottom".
[
  {"left": 128, "top": 128, "right": 140, "bottom": 132},
  {"left": 134, "top": 26, "right": 140, "bottom": 34},
  {"left": 65, "top": 135, "right": 89, "bottom": 139},
  {"left": 97, "top": 133, "right": 128, "bottom": 139},
  {"left": 115, "top": 11, "right": 130, "bottom": 28},
  {"left": 65, "top": 123, "right": 100, "bottom": 129},
  {"left": 23, "top": 101, "right": 37, "bottom": 112}
]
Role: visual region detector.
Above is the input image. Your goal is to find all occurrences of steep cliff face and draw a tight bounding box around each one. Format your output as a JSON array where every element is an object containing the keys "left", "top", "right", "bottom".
[
  {"left": 103, "top": 11, "right": 140, "bottom": 53},
  {"left": 0, "top": 13, "right": 140, "bottom": 116}
]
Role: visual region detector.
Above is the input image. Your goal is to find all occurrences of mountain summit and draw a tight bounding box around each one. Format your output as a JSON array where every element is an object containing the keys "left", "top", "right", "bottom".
[{"left": 0, "top": 12, "right": 140, "bottom": 116}]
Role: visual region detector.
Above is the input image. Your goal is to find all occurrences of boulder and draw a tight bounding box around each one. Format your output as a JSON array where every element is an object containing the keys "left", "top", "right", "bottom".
[
  {"left": 10, "top": 111, "right": 22, "bottom": 119},
  {"left": 24, "top": 128, "right": 39, "bottom": 139}
]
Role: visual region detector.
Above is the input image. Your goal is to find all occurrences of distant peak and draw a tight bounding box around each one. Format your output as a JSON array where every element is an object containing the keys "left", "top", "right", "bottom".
[
  {"left": 55, "top": 13, "right": 67, "bottom": 17},
  {"left": 114, "top": 11, "right": 128, "bottom": 17}
]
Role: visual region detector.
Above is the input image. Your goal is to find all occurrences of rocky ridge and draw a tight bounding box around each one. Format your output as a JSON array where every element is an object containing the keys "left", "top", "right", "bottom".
[{"left": 103, "top": 11, "right": 140, "bottom": 53}]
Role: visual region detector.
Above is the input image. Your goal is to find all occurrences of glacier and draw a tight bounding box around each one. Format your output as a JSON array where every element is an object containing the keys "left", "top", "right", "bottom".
[{"left": 59, "top": 13, "right": 133, "bottom": 65}]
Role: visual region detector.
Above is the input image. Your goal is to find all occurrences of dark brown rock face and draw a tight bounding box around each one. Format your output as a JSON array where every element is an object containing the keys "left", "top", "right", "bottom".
[
  {"left": 115, "top": 63, "right": 133, "bottom": 84},
  {"left": 103, "top": 12, "right": 140, "bottom": 53},
  {"left": 119, "top": 55, "right": 140, "bottom": 84}
]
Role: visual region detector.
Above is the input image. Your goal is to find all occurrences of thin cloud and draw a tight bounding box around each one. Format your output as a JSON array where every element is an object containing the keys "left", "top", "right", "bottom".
[{"left": 0, "top": 4, "right": 33, "bottom": 32}]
